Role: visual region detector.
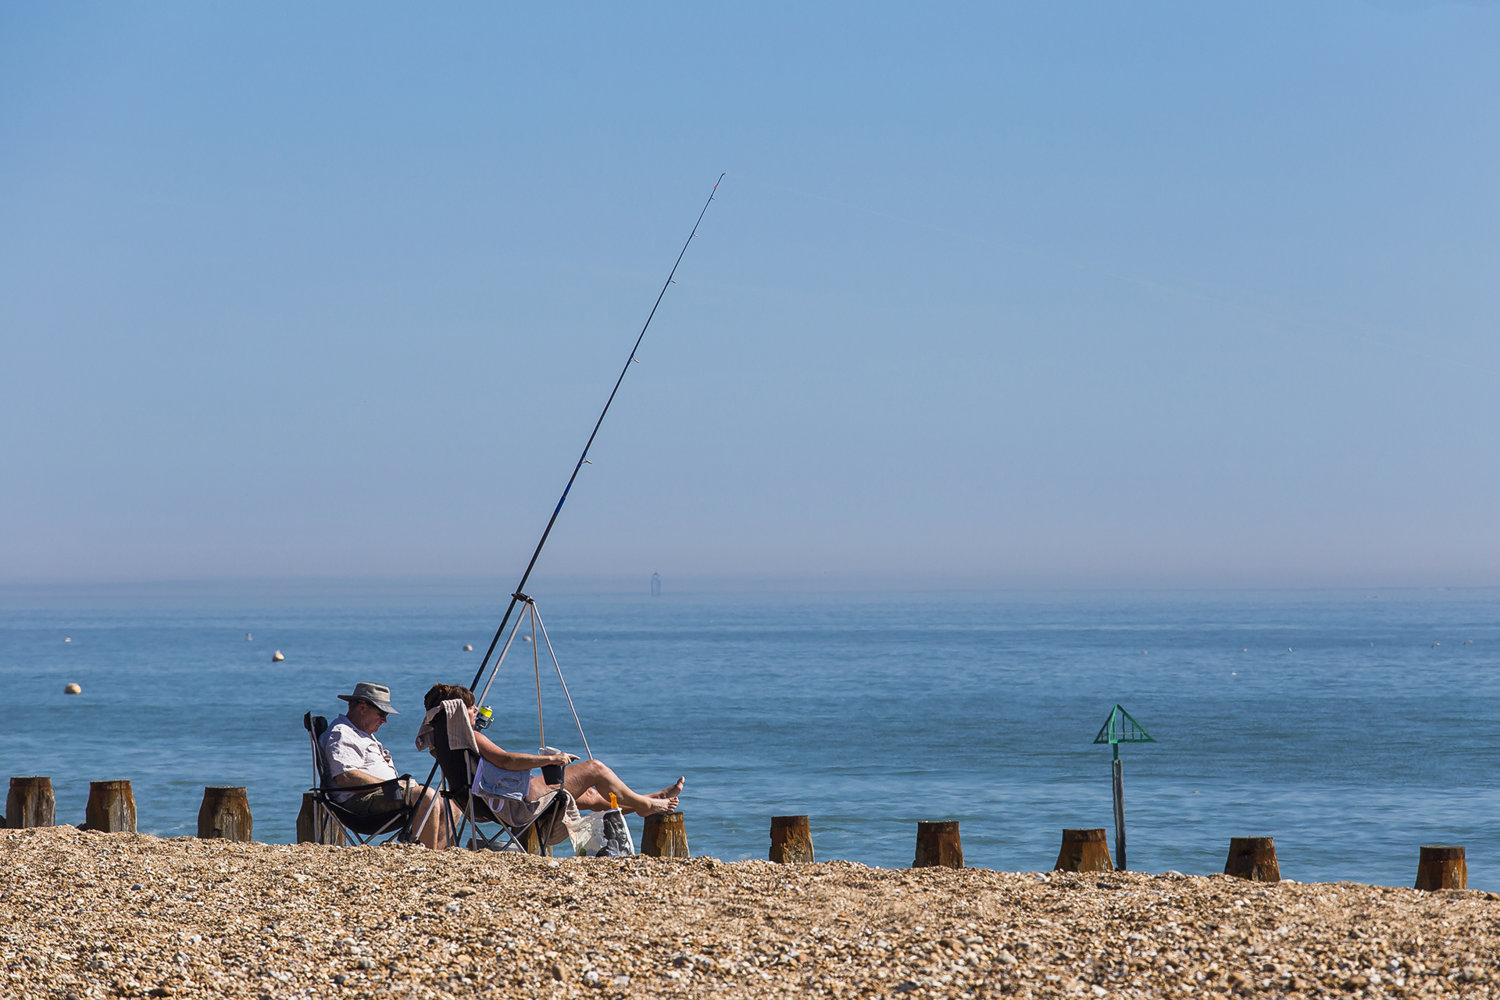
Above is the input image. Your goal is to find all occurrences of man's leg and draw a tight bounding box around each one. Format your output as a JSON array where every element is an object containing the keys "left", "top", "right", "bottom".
[{"left": 404, "top": 780, "right": 456, "bottom": 849}]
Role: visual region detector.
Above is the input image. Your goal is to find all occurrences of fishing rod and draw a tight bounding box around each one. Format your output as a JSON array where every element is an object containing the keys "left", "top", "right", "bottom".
[{"left": 467, "top": 173, "right": 725, "bottom": 695}]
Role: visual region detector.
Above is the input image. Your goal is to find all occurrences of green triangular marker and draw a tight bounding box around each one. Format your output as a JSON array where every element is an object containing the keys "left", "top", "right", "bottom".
[{"left": 1093, "top": 704, "right": 1155, "bottom": 749}]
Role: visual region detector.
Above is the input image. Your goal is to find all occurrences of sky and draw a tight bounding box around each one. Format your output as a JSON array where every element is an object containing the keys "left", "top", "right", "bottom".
[{"left": 3, "top": 2, "right": 1498, "bottom": 591}]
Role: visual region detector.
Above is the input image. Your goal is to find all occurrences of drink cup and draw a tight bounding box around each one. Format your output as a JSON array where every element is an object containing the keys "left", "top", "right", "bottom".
[{"left": 539, "top": 746, "right": 566, "bottom": 785}]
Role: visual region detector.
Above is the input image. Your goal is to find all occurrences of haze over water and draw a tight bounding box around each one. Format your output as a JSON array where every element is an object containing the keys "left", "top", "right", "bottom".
[{"left": 2, "top": 582, "right": 1494, "bottom": 890}]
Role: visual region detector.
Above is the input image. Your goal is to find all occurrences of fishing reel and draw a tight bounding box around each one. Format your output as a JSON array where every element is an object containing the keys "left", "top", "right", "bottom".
[{"left": 475, "top": 706, "right": 493, "bottom": 731}]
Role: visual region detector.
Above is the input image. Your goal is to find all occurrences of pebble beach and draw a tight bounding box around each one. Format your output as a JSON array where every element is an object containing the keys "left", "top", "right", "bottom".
[{"left": 4, "top": 827, "right": 1500, "bottom": 998}]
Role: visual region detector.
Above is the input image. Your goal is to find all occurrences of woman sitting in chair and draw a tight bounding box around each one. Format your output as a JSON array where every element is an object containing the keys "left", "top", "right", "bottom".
[{"left": 421, "top": 683, "right": 683, "bottom": 815}]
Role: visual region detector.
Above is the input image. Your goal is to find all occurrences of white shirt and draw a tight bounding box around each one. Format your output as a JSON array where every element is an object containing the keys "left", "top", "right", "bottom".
[{"left": 322, "top": 714, "right": 398, "bottom": 785}]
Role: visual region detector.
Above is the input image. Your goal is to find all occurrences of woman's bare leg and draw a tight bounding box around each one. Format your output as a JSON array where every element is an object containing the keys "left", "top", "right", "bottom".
[{"left": 561, "top": 759, "right": 679, "bottom": 815}]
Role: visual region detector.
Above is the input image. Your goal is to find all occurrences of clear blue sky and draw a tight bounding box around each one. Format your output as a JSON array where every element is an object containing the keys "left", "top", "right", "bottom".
[{"left": 3, "top": 2, "right": 1497, "bottom": 590}]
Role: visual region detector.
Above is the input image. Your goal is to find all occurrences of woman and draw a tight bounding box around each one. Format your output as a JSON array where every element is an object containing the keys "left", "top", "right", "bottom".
[{"left": 422, "top": 683, "right": 683, "bottom": 815}]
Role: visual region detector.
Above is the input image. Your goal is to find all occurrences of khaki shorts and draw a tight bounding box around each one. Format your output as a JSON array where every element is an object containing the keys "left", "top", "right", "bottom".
[{"left": 335, "top": 778, "right": 416, "bottom": 821}]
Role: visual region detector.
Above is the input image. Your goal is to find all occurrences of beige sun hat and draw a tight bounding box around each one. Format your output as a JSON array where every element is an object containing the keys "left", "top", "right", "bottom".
[{"left": 337, "top": 681, "right": 399, "bottom": 715}]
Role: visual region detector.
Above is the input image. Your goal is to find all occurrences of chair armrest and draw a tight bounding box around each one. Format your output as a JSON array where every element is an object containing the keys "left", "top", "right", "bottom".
[{"left": 319, "top": 774, "right": 412, "bottom": 794}]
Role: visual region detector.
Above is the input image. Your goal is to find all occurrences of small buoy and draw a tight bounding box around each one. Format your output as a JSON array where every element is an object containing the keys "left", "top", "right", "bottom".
[
  {"left": 463, "top": 644, "right": 473, "bottom": 652},
  {"left": 272, "top": 650, "right": 285, "bottom": 662},
  {"left": 521, "top": 636, "right": 532, "bottom": 643},
  {"left": 64, "top": 637, "right": 71, "bottom": 643},
  {"left": 1432, "top": 642, "right": 1441, "bottom": 648},
  {"left": 64, "top": 683, "right": 82, "bottom": 695},
  {"left": 246, "top": 632, "right": 252, "bottom": 641}
]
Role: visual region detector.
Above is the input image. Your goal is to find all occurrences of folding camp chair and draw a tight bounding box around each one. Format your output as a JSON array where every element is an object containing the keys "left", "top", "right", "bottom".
[
  {"left": 303, "top": 712, "right": 421, "bottom": 846},
  {"left": 427, "top": 703, "right": 570, "bottom": 854}
]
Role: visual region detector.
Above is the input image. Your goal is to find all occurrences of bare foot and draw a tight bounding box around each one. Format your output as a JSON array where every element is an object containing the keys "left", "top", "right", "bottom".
[
  {"left": 639, "top": 796, "right": 676, "bottom": 816},
  {"left": 655, "top": 777, "right": 685, "bottom": 800}
]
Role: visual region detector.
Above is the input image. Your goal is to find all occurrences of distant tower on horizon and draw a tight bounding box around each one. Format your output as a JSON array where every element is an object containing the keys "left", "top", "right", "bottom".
[{"left": 650, "top": 572, "right": 661, "bottom": 597}]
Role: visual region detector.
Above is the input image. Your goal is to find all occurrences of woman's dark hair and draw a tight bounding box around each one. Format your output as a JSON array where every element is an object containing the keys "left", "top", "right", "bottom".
[{"left": 423, "top": 682, "right": 476, "bottom": 711}]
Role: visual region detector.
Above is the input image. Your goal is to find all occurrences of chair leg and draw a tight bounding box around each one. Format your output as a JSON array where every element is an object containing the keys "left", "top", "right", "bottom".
[{"left": 447, "top": 803, "right": 461, "bottom": 850}]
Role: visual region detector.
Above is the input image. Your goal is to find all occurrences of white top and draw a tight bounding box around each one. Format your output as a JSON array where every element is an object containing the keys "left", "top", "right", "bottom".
[
  {"left": 322, "top": 714, "right": 398, "bottom": 786},
  {"left": 473, "top": 759, "right": 532, "bottom": 803}
]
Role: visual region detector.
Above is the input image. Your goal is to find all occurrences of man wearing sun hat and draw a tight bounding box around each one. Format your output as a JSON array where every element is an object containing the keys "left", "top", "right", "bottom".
[{"left": 323, "top": 681, "right": 456, "bottom": 849}]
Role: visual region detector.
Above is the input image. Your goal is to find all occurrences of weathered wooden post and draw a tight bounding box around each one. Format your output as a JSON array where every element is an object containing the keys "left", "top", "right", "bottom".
[
  {"left": 1093, "top": 705, "right": 1155, "bottom": 871},
  {"left": 770, "top": 815, "right": 815, "bottom": 863},
  {"left": 296, "top": 792, "right": 315, "bottom": 843},
  {"left": 642, "top": 812, "right": 689, "bottom": 857},
  {"left": 84, "top": 780, "right": 137, "bottom": 833},
  {"left": 198, "top": 786, "right": 253, "bottom": 841},
  {"left": 1055, "top": 828, "right": 1114, "bottom": 872},
  {"left": 913, "top": 821, "right": 963, "bottom": 868},
  {"left": 295, "top": 794, "right": 351, "bottom": 846},
  {"left": 1224, "top": 837, "right": 1280, "bottom": 882},
  {"left": 1415, "top": 845, "right": 1467, "bottom": 891},
  {"left": 519, "top": 824, "right": 553, "bottom": 856},
  {"left": 6, "top": 777, "right": 56, "bottom": 828}
]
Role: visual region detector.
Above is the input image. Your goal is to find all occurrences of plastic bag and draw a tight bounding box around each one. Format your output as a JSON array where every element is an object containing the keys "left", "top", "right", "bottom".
[
  {"left": 568, "top": 808, "right": 634, "bottom": 857},
  {"left": 568, "top": 812, "right": 604, "bottom": 856}
]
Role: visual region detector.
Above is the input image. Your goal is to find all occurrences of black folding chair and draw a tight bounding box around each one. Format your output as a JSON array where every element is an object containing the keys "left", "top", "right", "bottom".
[
  {"left": 303, "top": 713, "right": 419, "bottom": 846},
  {"left": 427, "top": 704, "right": 569, "bottom": 854}
]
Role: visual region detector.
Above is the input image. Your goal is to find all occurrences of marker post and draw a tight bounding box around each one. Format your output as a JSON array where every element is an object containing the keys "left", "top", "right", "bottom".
[{"left": 1093, "top": 704, "right": 1155, "bottom": 871}]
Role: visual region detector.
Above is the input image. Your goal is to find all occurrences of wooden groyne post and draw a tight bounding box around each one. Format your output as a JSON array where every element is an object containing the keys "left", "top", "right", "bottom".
[
  {"left": 6, "top": 777, "right": 55, "bottom": 828},
  {"left": 1415, "top": 845, "right": 1466, "bottom": 891},
  {"left": 519, "top": 825, "right": 549, "bottom": 856},
  {"left": 295, "top": 792, "right": 349, "bottom": 846},
  {"left": 295, "top": 792, "right": 316, "bottom": 843},
  {"left": 913, "top": 821, "right": 963, "bottom": 868},
  {"left": 84, "top": 780, "right": 137, "bottom": 833},
  {"left": 642, "top": 812, "right": 689, "bottom": 857},
  {"left": 198, "top": 786, "right": 253, "bottom": 842},
  {"left": 1224, "top": 837, "right": 1281, "bottom": 882},
  {"left": 1055, "top": 828, "right": 1114, "bottom": 872},
  {"left": 769, "top": 815, "right": 814, "bottom": 863}
]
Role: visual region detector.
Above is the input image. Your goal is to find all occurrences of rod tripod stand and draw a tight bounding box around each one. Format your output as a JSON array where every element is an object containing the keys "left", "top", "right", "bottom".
[{"left": 475, "top": 594, "right": 593, "bottom": 760}]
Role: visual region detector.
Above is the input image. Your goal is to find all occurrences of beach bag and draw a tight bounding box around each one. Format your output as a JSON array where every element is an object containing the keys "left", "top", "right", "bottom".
[
  {"left": 568, "top": 807, "right": 634, "bottom": 857},
  {"left": 599, "top": 808, "right": 634, "bottom": 857}
]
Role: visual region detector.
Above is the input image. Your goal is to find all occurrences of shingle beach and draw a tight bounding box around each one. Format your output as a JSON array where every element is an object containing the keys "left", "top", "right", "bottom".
[{"left": 4, "top": 826, "right": 1499, "bottom": 999}]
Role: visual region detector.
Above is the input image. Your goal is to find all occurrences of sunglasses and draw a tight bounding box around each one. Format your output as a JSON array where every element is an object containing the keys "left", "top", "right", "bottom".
[{"left": 359, "top": 699, "right": 389, "bottom": 720}]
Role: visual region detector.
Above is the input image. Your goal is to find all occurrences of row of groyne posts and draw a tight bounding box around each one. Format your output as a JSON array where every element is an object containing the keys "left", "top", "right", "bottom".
[{"left": 1, "top": 774, "right": 1472, "bottom": 891}]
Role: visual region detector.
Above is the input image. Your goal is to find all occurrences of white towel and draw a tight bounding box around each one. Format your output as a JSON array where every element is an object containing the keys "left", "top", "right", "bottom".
[{"left": 414, "top": 699, "right": 479, "bottom": 753}]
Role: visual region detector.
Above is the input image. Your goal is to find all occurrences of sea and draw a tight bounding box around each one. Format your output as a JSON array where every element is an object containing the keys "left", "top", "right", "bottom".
[{"left": 1, "top": 582, "right": 1496, "bottom": 890}]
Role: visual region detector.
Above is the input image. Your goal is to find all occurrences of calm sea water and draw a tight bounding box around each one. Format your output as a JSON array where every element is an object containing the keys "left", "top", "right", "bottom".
[{"left": 1, "top": 583, "right": 1496, "bottom": 889}]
